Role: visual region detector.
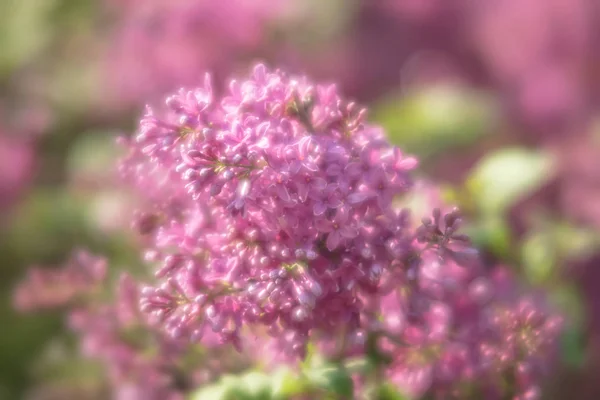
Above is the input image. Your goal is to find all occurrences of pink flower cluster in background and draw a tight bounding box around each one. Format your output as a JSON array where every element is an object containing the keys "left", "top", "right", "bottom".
[
  {"left": 0, "top": 129, "right": 34, "bottom": 214},
  {"left": 104, "top": 0, "right": 296, "bottom": 107}
]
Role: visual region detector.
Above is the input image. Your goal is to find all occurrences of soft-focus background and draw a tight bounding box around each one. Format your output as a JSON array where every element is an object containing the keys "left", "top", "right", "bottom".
[{"left": 1, "top": 0, "right": 599, "bottom": 398}]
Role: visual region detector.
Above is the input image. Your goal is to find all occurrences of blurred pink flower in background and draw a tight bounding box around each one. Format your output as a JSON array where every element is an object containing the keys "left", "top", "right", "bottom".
[
  {"left": 0, "top": 129, "right": 34, "bottom": 213},
  {"left": 104, "top": 0, "right": 297, "bottom": 107},
  {"left": 470, "top": 0, "right": 593, "bottom": 135}
]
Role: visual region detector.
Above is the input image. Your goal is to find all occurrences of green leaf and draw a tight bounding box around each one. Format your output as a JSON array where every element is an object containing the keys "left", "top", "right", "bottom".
[
  {"left": 7, "top": 189, "right": 89, "bottom": 261},
  {"left": 304, "top": 364, "right": 354, "bottom": 398},
  {"left": 465, "top": 215, "right": 513, "bottom": 261},
  {"left": 550, "top": 284, "right": 586, "bottom": 368},
  {"left": 190, "top": 363, "right": 353, "bottom": 400},
  {"left": 271, "top": 367, "right": 306, "bottom": 399},
  {"left": 189, "top": 372, "right": 267, "bottom": 400},
  {"left": 561, "top": 327, "right": 586, "bottom": 368},
  {"left": 66, "top": 131, "right": 121, "bottom": 182},
  {"left": 466, "top": 148, "right": 554, "bottom": 215},
  {"left": 236, "top": 371, "right": 274, "bottom": 398},
  {"left": 551, "top": 285, "right": 585, "bottom": 330},
  {"left": 372, "top": 86, "right": 497, "bottom": 158},
  {"left": 0, "top": 0, "right": 57, "bottom": 73},
  {"left": 189, "top": 381, "right": 229, "bottom": 400},
  {"left": 551, "top": 223, "right": 600, "bottom": 261},
  {"left": 374, "top": 383, "right": 408, "bottom": 400},
  {"left": 343, "top": 358, "right": 369, "bottom": 374},
  {"left": 190, "top": 368, "right": 302, "bottom": 400},
  {"left": 521, "top": 219, "right": 600, "bottom": 284},
  {"left": 521, "top": 232, "right": 557, "bottom": 284},
  {"left": 301, "top": 341, "right": 319, "bottom": 370}
]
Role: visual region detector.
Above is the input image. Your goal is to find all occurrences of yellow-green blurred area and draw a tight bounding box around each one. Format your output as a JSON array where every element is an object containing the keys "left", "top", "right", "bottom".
[{"left": 1, "top": 0, "right": 599, "bottom": 398}]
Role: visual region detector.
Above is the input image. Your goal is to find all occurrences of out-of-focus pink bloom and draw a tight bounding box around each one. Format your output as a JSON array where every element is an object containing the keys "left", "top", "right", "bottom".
[
  {"left": 0, "top": 130, "right": 34, "bottom": 212},
  {"left": 13, "top": 250, "right": 107, "bottom": 311},
  {"left": 555, "top": 135, "right": 600, "bottom": 228},
  {"left": 470, "top": 0, "right": 592, "bottom": 133},
  {"left": 104, "top": 0, "right": 295, "bottom": 106}
]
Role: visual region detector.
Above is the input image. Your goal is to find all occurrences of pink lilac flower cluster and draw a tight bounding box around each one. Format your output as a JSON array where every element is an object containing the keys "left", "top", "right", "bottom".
[
  {"left": 16, "top": 65, "right": 563, "bottom": 399},
  {"left": 121, "top": 63, "right": 420, "bottom": 357},
  {"left": 68, "top": 274, "right": 251, "bottom": 400},
  {"left": 68, "top": 275, "right": 187, "bottom": 400},
  {"left": 15, "top": 251, "right": 249, "bottom": 400},
  {"left": 119, "top": 65, "right": 561, "bottom": 396},
  {"left": 13, "top": 250, "right": 107, "bottom": 312},
  {"left": 374, "top": 242, "right": 562, "bottom": 399},
  {"left": 349, "top": 184, "right": 562, "bottom": 399}
]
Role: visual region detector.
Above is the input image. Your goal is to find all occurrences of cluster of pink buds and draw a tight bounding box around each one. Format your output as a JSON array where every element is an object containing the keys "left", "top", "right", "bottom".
[
  {"left": 120, "top": 64, "right": 563, "bottom": 395},
  {"left": 121, "top": 63, "right": 422, "bottom": 358}
]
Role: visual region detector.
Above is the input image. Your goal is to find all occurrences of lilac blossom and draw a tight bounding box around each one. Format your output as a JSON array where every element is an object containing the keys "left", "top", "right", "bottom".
[
  {"left": 375, "top": 254, "right": 562, "bottom": 399},
  {"left": 121, "top": 64, "right": 419, "bottom": 359},
  {"left": 359, "top": 184, "right": 564, "bottom": 399},
  {"left": 15, "top": 65, "right": 564, "bottom": 399},
  {"left": 65, "top": 274, "right": 247, "bottom": 400},
  {"left": 17, "top": 252, "right": 249, "bottom": 399},
  {"left": 121, "top": 63, "right": 561, "bottom": 397}
]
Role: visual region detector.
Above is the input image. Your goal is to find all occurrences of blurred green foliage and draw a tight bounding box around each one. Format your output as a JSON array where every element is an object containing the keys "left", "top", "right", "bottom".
[
  {"left": 373, "top": 86, "right": 497, "bottom": 159},
  {"left": 190, "top": 363, "right": 355, "bottom": 400},
  {"left": 466, "top": 148, "right": 554, "bottom": 216},
  {"left": 0, "top": 0, "right": 56, "bottom": 74}
]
